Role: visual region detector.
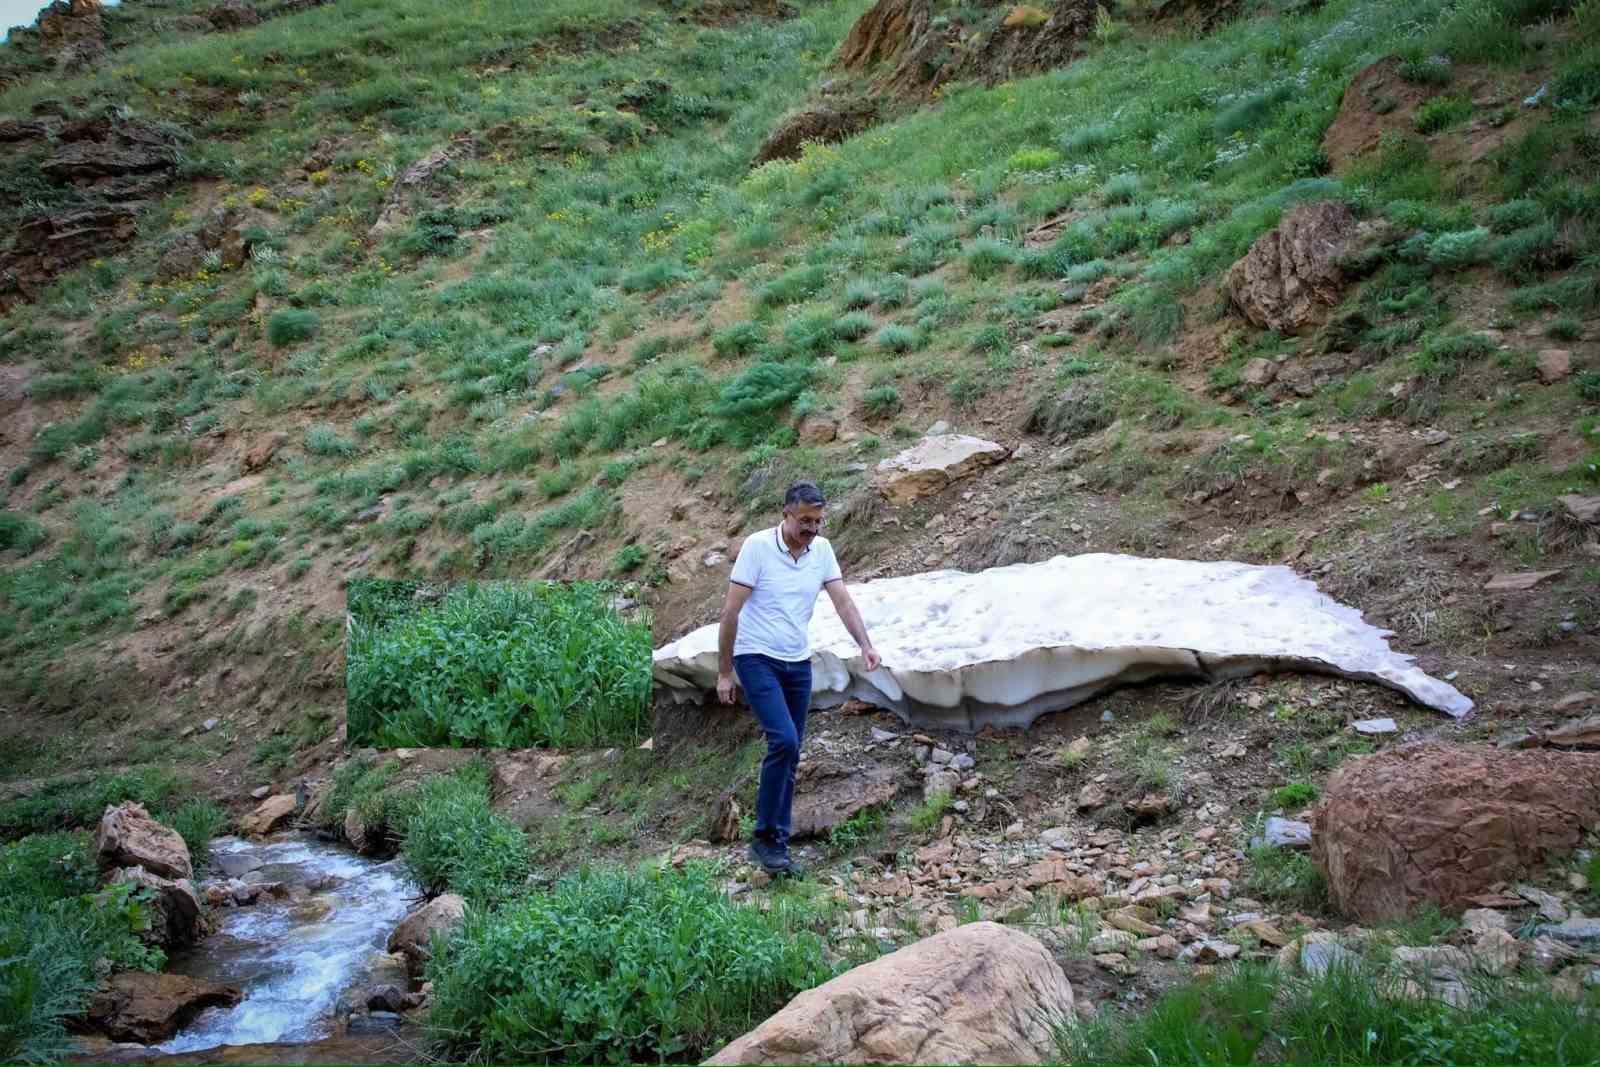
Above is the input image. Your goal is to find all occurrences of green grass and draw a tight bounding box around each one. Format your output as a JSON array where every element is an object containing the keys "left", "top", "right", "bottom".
[
  {"left": 345, "top": 578, "right": 651, "bottom": 749},
  {"left": 423, "top": 861, "right": 835, "bottom": 1063},
  {"left": 1064, "top": 956, "right": 1600, "bottom": 1065},
  {"left": 907, "top": 790, "right": 954, "bottom": 834},
  {"left": 398, "top": 760, "right": 530, "bottom": 906}
]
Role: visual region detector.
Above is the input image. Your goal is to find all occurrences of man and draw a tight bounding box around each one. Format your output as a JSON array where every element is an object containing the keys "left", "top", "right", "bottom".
[{"left": 717, "top": 481, "right": 881, "bottom": 877}]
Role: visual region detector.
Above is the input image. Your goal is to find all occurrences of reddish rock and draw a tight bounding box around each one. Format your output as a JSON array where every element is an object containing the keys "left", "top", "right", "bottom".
[
  {"left": 105, "top": 866, "right": 202, "bottom": 947},
  {"left": 791, "top": 759, "right": 901, "bottom": 838},
  {"left": 387, "top": 894, "right": 466, "bottom": 975},
  {"left": 241, "top": 432, "right": 288, "bottom": 473},
  {"left": 1536, "top": 349, "right": 1572, "bottom": 384},
  {"left": 709, "top": 794, "right": 742, "bottom": 844},
  {"left": 1311, "top": 743, "right": 1600, "bottom": 921},
  {"left": 84, "top": 971, "right": 241, "bottom": 1043},
  {"left": 239, "top": 794, "right": 299, "bottom": 837}
]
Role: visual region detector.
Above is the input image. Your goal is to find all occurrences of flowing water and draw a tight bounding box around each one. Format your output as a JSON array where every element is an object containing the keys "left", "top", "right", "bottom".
[{"left": 155, "top": 835, "right": 419, "bottom": 1055}]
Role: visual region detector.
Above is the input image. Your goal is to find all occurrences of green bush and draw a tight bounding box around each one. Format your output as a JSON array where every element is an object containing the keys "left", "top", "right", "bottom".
[
  {"left": 1071, "top": 954, "right": 1600, "bottom": 1065},
  {"left": 711, "top": 320, "right": 765, "bottom": 358},
  {"left": 874, "top": 324, "right": 917, "bottom": 353},
  {"left": 304, "top": 424, "right": 358, "bottom": 457},
  {"left": 266, "top": 309, "right": 318, "bottom": 347},
  {"left": 861, "top": 384, "right": 901, "bottom": 418},
  {"left": 346, "top": 580, "right": 651, "bottom": 749},
  {"left": 1414, "top": 95, "right": 1472, "bottom": 134},
  {"left": 164, "top": 800, "right": 227, "bottom": 872},
  {"left": 399, "top": 762, "right": 529, "bottom": 906},
  {"left": 424, "top": 862, "right": 834, "bottom": 1063},
  {"left": 0, "top": 512, "right": 47, "bottom": 556},
  {"left": 964, "top": 238, "right": 1015, "bottom": 279},
  {"left": 713, "top": 361, "right": 813, "bottom": 421},
  {"left": 755, "top": 264, "right": 826, "bottom": 306},
  {"left": 833, "top": 310, "right": 875, "bottom": 341},
  {"left": 1575, "top": 369, "right": 1600, "bottom": 402}
]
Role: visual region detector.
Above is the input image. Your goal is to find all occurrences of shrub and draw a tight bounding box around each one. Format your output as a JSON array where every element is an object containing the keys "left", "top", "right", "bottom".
[
  {"left": 833, "top": 311, "right": 874, "bottom": 341},
  {"left": 874, "top": 325, "right": 917, "bottom": 353},
  {"left": 1006, "top": 146, "right": 1062, "bottom": 171},
  {"left": 164, "top": 800, "right": 227, "bottom": 872},
  {"left": 1576, "top": 369, "right": 1600, "bottom": 402},
  {"left": 1425, "top": 227, "right": 1489, "bottom": 269},
  {"left": 1101, "top": 172, "right": 1141, "bottom": 204},
  {"left": 1413, "top": 331, "right": 1496, "bottom": 381},
  {"left": 0, "top": 768, "right": 185, "bottom": 841},
  {"left": 266, "top": 309, "right": 317, "bottom": 347},
  {"left": 714, "top": 361, "right": 813, "bottom": 422},
  {"left": 345, "top": 580, "right": 651, "bottom": 748},
  {"left": 861, "top": 384, "right": 901, "bottom": 418},
  {"left": 424, "top": 862, "right": 833, "bottom": 1064},
  {"left": 399, "top": 762, "right": 529, "bottom": 905},
  {"left": 841, "top": 280, "right": 877, "bottom": 309},
  {"left": 1546, "top": 316, "right": 1582, "bottom": 341},
  {"left": 0, "top": 512, "right": 47, "bottom": 556},
  {"left": 1414, "top": 95, "right": 1472, "bottom": 134},
  {"left": 304, "top": 425, "right": 358, "bottom": 457},
  {"left": 711, "top": 320, "right": 764, "bottom": 358},
  {"left": 1398, "top": 53, "right": 1452, "bottom": 85},
  {"left": 965, "top": 238, "right": 1015, "bottom": 279},
  {"left": 755, "top": 264, "right": 826, "bottom": 306}
]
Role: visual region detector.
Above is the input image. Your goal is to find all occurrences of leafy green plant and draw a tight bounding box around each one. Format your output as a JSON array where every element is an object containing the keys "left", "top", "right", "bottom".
[
  {"left": 1269, "top": 781, "right": 1319, "bottom": 810},
  {"left": 711, "top": 320, "right": 765, "bottom": 358},
  {"left": 1414, "top": 95, "right": 1471, "bottom": 134},
  {"left": 908, "top": 790, "right": 953, "bottom": 833},
  {"left": 346, "top": 579, "right": 651, "bottom": 748},
  {"left": 399, "top": 761, "right": 530, "bottom": 905},
  {"left": 0, "top": 512, "right": 47, "bottom": 556},
  {"left": 424, "top": 861, "right": 834, "bottom": 1063}
]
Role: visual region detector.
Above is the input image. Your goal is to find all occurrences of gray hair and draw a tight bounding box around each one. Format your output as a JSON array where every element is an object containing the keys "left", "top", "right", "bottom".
[{"left": 783, "top": 481, "right": 826, "bottom": 508}]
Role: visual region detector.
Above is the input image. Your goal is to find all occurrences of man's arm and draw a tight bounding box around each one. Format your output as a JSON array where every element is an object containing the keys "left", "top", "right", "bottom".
[
  {"left": 825, "top": 579, "right": 881, "bottom": 671},
  {"left": 717, "top": 582, "right": 753, "bottom": 702},
  {"left": 718, "top": 581, "right": 753, "bottom": 674}
]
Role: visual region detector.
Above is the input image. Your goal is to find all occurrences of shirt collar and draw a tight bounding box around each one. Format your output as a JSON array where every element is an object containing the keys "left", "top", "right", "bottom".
[{"left": 776, "top": 524, "right": 811, "bottom": 558}]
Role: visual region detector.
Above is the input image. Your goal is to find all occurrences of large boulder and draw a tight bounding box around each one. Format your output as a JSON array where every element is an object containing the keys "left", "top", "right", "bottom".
[
  {"left": 873, "top": 433, "right": 1010, "bottom": 504},
  {"left": 703, "top": 921, "right": 1073, "bottom": 1064},
  {"left": 1312, "top": 743, "right": 1600, "bottom": 922},
  {"left": 105, "top": 866, "right": 203, "bottom": 948},
  {"left": 1224, "top": 200, "right": 1385, "bottom": 334},
  {"left": 386, "top": 893, "right": 466, "bottom": 975},
  {"left": 94, "top": 802, "right": 193, "bottom": 881},
  {"left": 83, "top": 971, "right": 242, "bottom": 1044},
  {"left": 653, "top": 553, "right": 1472, "bottom": 733}
]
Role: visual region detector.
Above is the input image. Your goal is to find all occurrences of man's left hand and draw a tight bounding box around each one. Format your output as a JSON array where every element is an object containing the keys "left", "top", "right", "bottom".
[{"left": 862, "top": 646, "right": 881, "bottom": 672}]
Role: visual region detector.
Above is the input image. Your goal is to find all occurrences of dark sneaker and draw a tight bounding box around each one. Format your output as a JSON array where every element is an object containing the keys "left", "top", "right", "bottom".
[{"left": 748, "top": 835, "right": 791, "bottom": 873}]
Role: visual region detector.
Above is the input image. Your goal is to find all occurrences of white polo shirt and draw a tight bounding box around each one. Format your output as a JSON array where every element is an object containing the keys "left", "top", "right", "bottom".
[{"left": 729, "top": 525, "right": 842, "bottom": 662}]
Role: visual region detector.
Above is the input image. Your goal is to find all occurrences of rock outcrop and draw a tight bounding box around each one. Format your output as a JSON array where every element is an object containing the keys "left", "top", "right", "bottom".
[
  {"left": 84, "top": 971, "right": 242, "bottom": 1044},
  {"left": 653, "top": 553, "right": 1473, "bottom": 733},
  {"left": 873, "top": 433, "right": 1010, "bottom": 504},
  {"left": 95, "top": 801, "right": 193, "bottom": 881},
  {"left": 1312, "top": 743, "right": 1600, "bottom": 921},
  {"left": 703, "top": 921, "right": 1073, "bottom": 1064},
  {"left": 387, "top": 893, "right": 466, "bottom": 975},
  {"left": 1224, "top": 200, "right": 1386, "bottom": 334}
]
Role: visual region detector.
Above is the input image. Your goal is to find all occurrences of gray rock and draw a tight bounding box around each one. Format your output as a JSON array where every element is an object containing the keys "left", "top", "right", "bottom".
[
  {"left": 1515, "top": 884, "right": 1568, "bottom": 923},
  {"left": 870, "top": 727, "right": 899, "bottom": 743},
  {"left": 1038, "top": 828, "right": 1072, "bottom": 851},
  {"left": 926, "top": 420, "right": 951, "bottom": 436},
  {"left": 215, "top": 852, "right": 263, "bottom": 879},
  {"left": 346, "top": 1010, "right": 404, "bottom": 1035},
  {"left": 1253, "top": 817, "right": 1311, "bottom": 849},
  {"left": 366, "top": 984, "right": 404, "bottom": 1014},
  {"left": 202, "top": 718, "right": 220, "bottom": 732},
  {"left": 1300, "top": 942, "right": 1360, "bottom": 977},
  {"left": 1537, "top": 918, "right": 1600, "bottom": 942},
  {"left": 950, "top": 753, "right": 976, "bottom": 772},
  {"left": 930, "top": 747, "right": 954, "bottom": 765},
  {"left": 1351, "top": 717, "right": 1397, "bottom": 735}
]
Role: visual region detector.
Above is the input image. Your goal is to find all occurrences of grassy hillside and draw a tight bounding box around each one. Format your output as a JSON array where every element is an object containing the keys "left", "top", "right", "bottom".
[{"left": 1, "top": 0, "right": 1599, "bottom": 1060}]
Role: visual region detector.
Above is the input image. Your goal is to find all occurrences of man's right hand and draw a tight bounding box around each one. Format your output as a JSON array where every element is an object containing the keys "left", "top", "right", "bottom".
[{"left": 717, "top": 672, "right": 736, "bottom": 704}]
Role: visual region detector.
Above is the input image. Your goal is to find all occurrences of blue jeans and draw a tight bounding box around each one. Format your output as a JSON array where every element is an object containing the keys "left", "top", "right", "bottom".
[{"left": 733, "top": 652, "right": 811, "bottom": 849}]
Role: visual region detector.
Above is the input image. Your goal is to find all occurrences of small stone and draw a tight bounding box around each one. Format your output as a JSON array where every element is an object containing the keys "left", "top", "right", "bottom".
[
  {"left": 1039, "top": 827, "right": 1072, "bottom": 851},
  {"left": 930, "top": 747, "right": 954, "bottom": 765},
  {"left": 1240, "top": 358, "right": 1278, "bottom": 386},
  {"left": 1461, "top": 908, "right": 1509, "bottom": 936},
  {"left": 870, "top": 727, "right": 899, "bottom": 743},
  {"left": 950, "top": 753, "right": 975, "bottom": 772},
  {"left": 202, "top": 718, "right": 220, "bottom": 732},
  {"left": 1516, "top": 884, "right": 1569, "bottom": 923},
  {"left": 1537, "top": 917, "right": 1600, "bottom": 942},
  {"left": 1351, "top": 717, "right": 1397, "bottom": 736},
  {"left": 249, "top": 786, "right": 271, "bottom": 800},
  {"left": 1180, "top": 939, "right": 1241, "bottom": 963},
  {"left": 1100, "top": 709, "right": 1115, "bottom": 723},
  {"left": 1088, "top": 930, "right": 1137, "bottom": 954},
  {"left": 1076, "top": 784, "right": 1107, "bottom": 810},
  {"left": 1253, "top": 817, "right": 1311, "bottom": 849}
]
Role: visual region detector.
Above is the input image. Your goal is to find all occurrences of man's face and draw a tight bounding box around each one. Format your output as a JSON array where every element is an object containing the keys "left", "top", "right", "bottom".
[{"left": 784, "top": 503, "right": 825, "bottom": 546}]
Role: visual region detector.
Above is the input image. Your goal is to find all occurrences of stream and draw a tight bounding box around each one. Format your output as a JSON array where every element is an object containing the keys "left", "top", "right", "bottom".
[{"left": 155, "top": 834, "right": 419, "bottom": 1055}]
